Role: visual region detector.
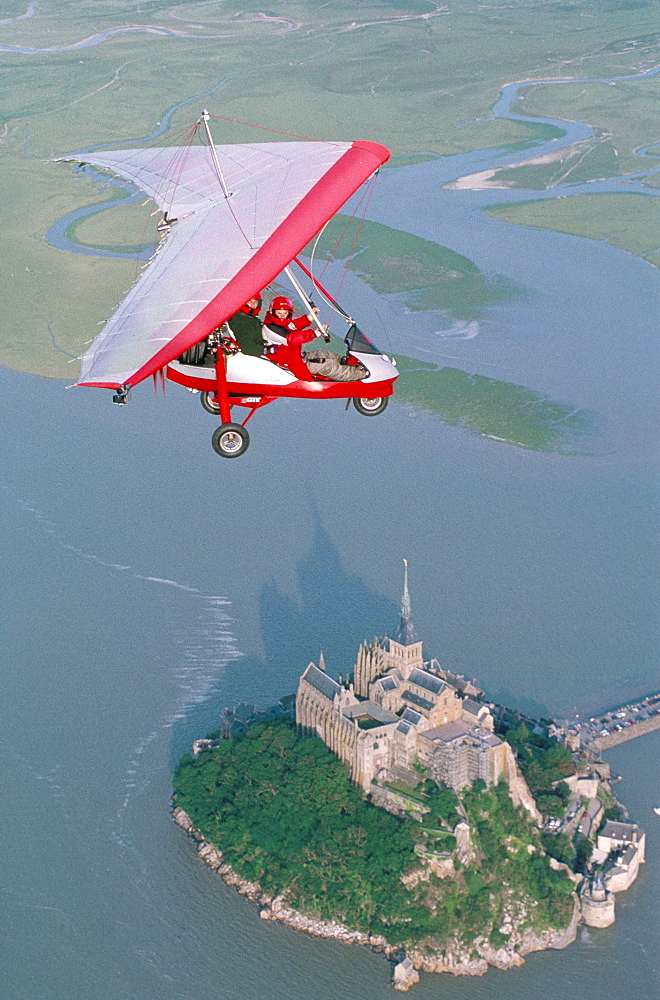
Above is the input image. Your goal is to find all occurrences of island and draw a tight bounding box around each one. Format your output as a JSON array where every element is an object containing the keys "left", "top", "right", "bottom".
[{"left": 173, "top": 569, "right": 648, "bottom": 990}]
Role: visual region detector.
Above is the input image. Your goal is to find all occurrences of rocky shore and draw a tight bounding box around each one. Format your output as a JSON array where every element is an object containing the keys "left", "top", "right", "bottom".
[{"left": 172, "top": 805, "right": 580, "bottom": 989}]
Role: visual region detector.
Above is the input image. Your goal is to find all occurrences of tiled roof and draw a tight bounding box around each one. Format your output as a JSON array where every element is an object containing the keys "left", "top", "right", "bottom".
[
  {"left": 601, "top": 821, "right": 638, "bottom": 841},
  {"left": 303, "top": 664, "right": 341, "bottom": 701},
  {"left": 402, "top": 689, "right": 435, "bottom": 712},
  {"left": 343, "top": 701, "right": 397, "bottom": 724},
  {"left": 462, "top": 698, "right": 483, "bottom": 716},
  {"left": 409, "top": 667, "right": 446, "bottom": 696},
  {"left": 420, "top": 720, "right": 471, "bottom": 744},
  {"left": 621, "top": 845, "right": 637, "bottom": 866},
  {"left": 401, "top": 707, "right": 423, "bottom": 726},
  {"left": 395, "top": 619, "right": 420, "bottom": 645},
  {"left": 379, "top": 676, "right": 397, "bottom": 692},
  {"left": 396, "top": 721, "right": 412, "bottom": 735}
]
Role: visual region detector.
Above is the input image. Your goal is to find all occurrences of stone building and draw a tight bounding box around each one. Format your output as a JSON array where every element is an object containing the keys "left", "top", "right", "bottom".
[
  {"left": 580, "top": 872, "right": 615, "bottom": 928},
  {"left": 597, "top": 820, "right": 646, "bottom": 860},
  {"left": 576, "top": 797, "right": 604, "bottom": 841},
  {"left": 296, "top": 563, "right": 517, "bottom": 797},
  {"left": 418, "top": 721, "right": 509, "bottom": 790},
  {"left": 596, "top": 821, "right": 646, "bottom": 893}
]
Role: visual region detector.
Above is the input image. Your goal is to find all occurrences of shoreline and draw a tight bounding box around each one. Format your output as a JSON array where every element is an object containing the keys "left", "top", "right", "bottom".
[
  {"left": 589, "top": 715, "right": 660, "bottom": 753},
  {"left": 172, "top": 804, "right": 580, "bottom": 988},
  {"left": 172, "top": 805, "right": 389, "bottom": 948}
]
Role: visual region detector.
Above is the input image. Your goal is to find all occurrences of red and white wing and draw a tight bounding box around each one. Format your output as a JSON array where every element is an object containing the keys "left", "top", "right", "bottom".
[{"left": 62, "top": 140, "right": 389, "bottom": 388}]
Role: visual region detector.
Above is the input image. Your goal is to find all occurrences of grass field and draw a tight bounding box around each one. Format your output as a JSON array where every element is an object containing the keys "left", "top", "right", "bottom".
[
  {"left": 393, "top": 356, "right": 593, "bottom": 453},
  {"left": 1, "top": 0, "right": 657, "bottom": 378},
  {"left": 493, "top": 76, "right": 660, "bottom": 189},
  {"left": 308, "top": 215, "right": 522, "bottom": 320},
  {"left": 484, "top": 193, "right": 660, "bottom": 269}
]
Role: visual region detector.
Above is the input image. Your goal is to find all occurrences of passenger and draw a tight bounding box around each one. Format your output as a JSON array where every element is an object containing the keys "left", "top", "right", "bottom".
[{"left": 226, "top": 294, "right": 265, "bottom": 357}]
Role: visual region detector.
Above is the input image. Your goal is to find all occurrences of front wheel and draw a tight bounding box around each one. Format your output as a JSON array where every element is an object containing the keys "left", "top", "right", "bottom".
[
  {"left": 200, "top": 391, "right": 220, "bottom": 415},
  {"left": 211, "top": 423, "right": 250, "bottom": 458},
  {"left": 352, "top": 396, "right": 388, "bottom": 417}
]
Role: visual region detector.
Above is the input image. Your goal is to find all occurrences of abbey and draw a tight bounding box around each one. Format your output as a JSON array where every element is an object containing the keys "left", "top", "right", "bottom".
[{"left": 296, "top": 565, "right": 521, "bottom": 799}]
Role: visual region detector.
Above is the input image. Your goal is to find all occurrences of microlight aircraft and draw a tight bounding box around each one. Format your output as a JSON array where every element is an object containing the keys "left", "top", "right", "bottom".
[{"left": 60, "top": 113, "right": 399, "bottom": 457}]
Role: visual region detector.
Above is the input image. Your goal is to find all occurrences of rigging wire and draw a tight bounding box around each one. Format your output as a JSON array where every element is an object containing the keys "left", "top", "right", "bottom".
[
  {"left": 198, "top": 117, "right": 255, "bottom": 249},
  {"left": 131, "top": 119, "right": 200, "bottom": 283},
  {"left": 305, "top": 222, "right": 348, "bottom": 320},
  {"left": 304, "top": 173, "right": 378, "bottom": 320},
  {"left": 207, "top": 114, "right": 344, "bottom": 147}
]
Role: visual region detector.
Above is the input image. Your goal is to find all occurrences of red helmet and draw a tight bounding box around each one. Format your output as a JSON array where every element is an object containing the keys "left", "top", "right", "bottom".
[
  {"left": 241, "top": 293, "right": 262, "bottom": 316},
  {"left": 271, "top": 295, "right": 293, "bottom": 317}
]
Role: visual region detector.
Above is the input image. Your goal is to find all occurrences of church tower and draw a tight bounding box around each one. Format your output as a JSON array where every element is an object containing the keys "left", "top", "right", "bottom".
[
  {"left": 354, "top": 560, "right": 424, "bottom": 697},
  {"left": 385, "top": 559, "right": 424, "bottom": 677}
]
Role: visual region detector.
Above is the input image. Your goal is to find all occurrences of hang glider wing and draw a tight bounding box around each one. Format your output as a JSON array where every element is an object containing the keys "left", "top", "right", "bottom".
[{"left": 57, "top": 139, "right": 390, "bottom": 388}]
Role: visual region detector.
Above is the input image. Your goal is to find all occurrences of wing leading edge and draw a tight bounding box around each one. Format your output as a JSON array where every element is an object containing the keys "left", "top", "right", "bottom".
[{"left": 60, "top": 139, "right": 389, "bottom": 389}]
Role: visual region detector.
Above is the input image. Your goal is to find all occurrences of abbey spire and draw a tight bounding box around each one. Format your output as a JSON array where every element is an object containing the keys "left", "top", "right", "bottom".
[{"left": 396, "top": 559, "right": 419, "bottom": 646}]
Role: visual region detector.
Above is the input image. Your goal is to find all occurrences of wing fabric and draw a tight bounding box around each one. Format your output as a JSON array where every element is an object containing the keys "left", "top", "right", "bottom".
[{"left": 62, "top": 140, "right": 389, "bottom": 388}]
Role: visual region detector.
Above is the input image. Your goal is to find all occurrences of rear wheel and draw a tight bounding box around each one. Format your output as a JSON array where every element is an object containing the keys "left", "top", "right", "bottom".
[
  {"left": 353, "top": 396, "right": 388, "bottom": 416},
  {"left": 200, "top": 391, "right": 220, "bottom": 415},
  {"left": 211, "top": 423, "right": 250, "bottom": 458}
]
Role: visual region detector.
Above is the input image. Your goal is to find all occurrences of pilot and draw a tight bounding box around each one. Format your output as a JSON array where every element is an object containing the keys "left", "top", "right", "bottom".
[{"left": 226, "top": 295, "right": 265, "bottom": 356}]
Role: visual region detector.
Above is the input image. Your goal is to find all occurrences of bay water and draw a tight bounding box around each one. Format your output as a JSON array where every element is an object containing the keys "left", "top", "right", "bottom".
[{"left": 1, "top": 155, "right": 658, "bottom": 995}]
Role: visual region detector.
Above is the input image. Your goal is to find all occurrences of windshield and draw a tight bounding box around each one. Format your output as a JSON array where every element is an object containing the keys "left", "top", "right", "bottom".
[{"left": 344, "top": 323, "right": 382, "bottom": 355}]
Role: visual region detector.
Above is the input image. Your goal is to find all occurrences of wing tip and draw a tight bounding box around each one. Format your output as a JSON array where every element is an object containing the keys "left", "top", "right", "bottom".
[{"left": 351, "top": 140, "right": 391, "bottom": 167}]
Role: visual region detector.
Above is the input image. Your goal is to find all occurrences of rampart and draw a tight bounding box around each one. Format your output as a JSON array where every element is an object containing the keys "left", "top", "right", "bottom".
[{"left": 589, "top": 714, "right": 660, "bottom": 752}]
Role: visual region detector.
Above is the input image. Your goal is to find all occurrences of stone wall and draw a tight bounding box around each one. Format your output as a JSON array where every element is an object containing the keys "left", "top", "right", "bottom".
[
  {"left": 605, "top": 847, "right": 642, "bottom": 893},
  {"left": 369, "top": 783, "right": 429, "bottom": 822},
  {"left": 503, "top": 744, "right": 542, "bottom": 824},
  {"left": 589, "top": 714, "right": 660, "bottom": 751},
  {"left": 580, "top": 882, "right": 615, "bottom": 928}
]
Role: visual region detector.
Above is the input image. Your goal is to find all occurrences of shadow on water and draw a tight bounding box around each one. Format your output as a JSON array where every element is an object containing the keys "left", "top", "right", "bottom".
[
  {"left": 259, "top": 506, "right": 398, "bottom": 686},
  {"left": 169, "top": 508, "right": 398, "bottom": 768},
  {"left": 487, "top": 686, "right": 552, "bottom": 722}
]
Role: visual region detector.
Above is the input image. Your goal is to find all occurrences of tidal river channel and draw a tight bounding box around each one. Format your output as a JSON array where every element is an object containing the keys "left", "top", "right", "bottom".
[{"left": 1, "top": 123, "right": 658, "bottom": 996}]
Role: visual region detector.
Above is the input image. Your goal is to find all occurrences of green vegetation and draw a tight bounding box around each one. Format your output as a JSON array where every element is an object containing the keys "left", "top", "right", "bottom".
[
  {"left": 384, "top": 777, "right": 461, "bottom": 824},
  {"left": 65, "top": 198, "right": 159, "bottom": 256},
  {"left": 393, "top": 356, "right": 593, "bottom": 453},
  {"left": 542, "top": 832, "right": 576, "bottom": 868},
  {"left": 542, "top": 830, "right": 592, "bottom": 875},
  {"left": 504, "top": 724, "right": 576, "bottom": 811},
  {"left": 3, "top": 0, "right": 658, "bottom": 376},
  {"left": 599, "top": 784, "right": 624, "bottom": 822},
  {"left": 420, "top": 831, "right": 456, "bottom": 852},
  {"left": 356, "top": 716, "right": 384, "bottom": 730},
  {"left": 574, "top": 838, "right": 594, "bottom": 874},
  {"left": 424, "top": 784, "right": 461, "bottom": 829},
  {"left": 175, "top": 721, "right": 419, "bottom": 933},
  {"left": 173, "top": 720, "right": 574, "bottom": 949},
  {"left": 385, "top": 778, "right": 428, "bottom": 804},
  {"left": 308, "top": 215, "right": 521, "bottom": 320},
  {"left": 490, "top": 133, "right": 621, "bottom": 191},
  {"left": 462, "top": 783, "right": 574, "bottom": 932},
  {"left": 485, "top": 193, "right": 660, "bottom": 269},
  {"left": 507, "top": 76, "right": 660, "bottom": 185}
]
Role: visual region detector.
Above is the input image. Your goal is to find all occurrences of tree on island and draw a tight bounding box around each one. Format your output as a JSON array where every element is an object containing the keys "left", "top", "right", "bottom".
[{"left": 174, "top": 721, "right": 574, "bottom": 950}]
